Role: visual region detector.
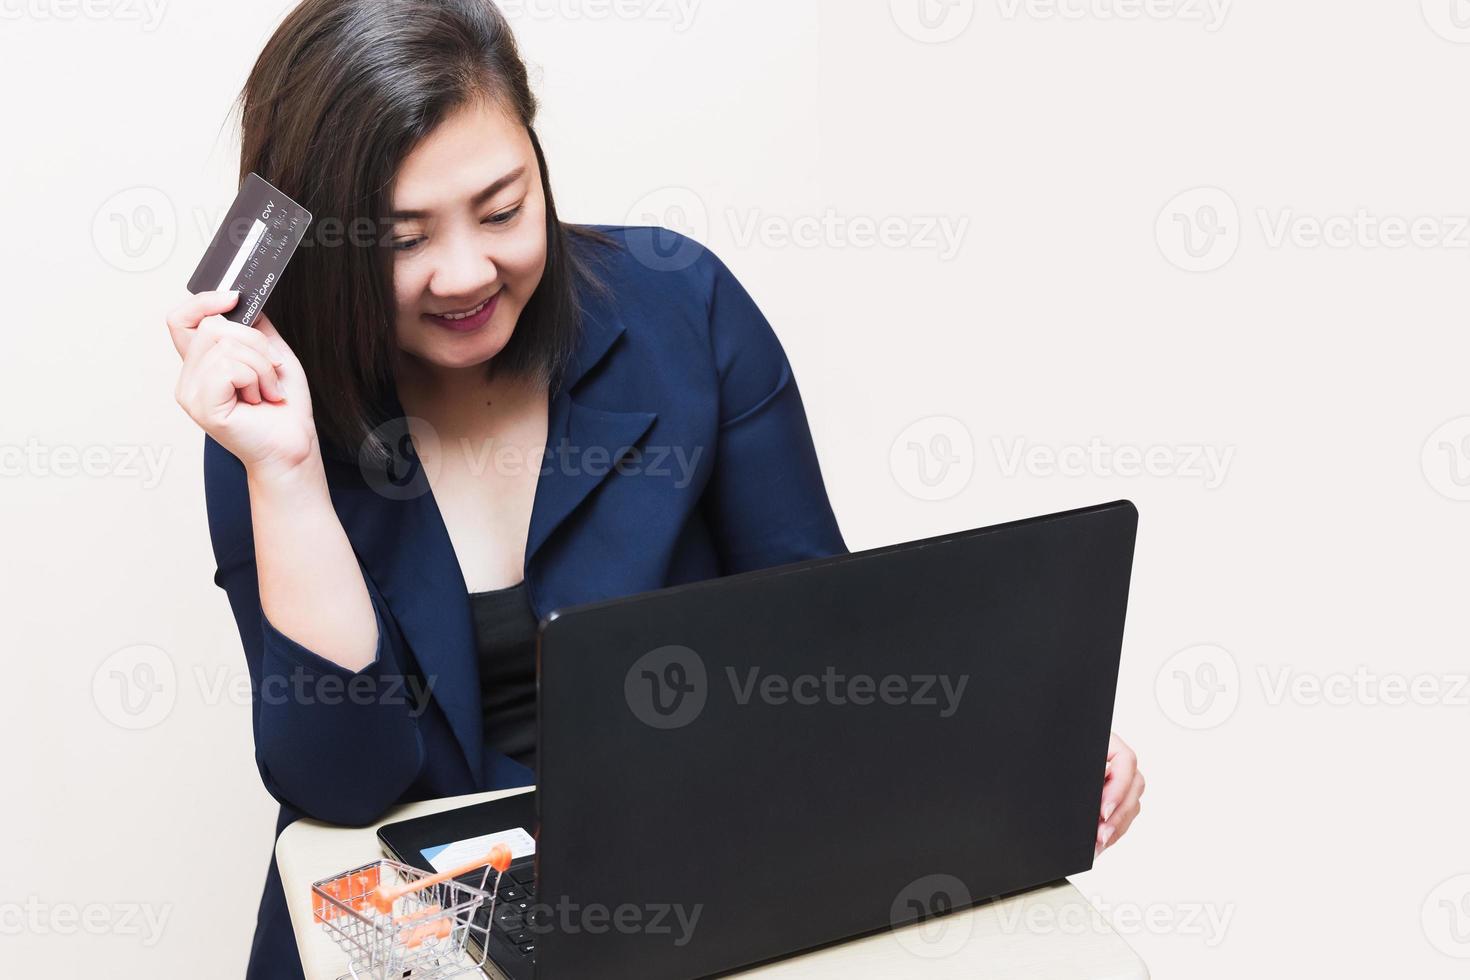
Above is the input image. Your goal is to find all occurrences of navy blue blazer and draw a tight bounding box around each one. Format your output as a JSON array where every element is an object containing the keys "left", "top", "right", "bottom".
[{"left": 202, "top": 225, "right": 848, "bottom": 978}]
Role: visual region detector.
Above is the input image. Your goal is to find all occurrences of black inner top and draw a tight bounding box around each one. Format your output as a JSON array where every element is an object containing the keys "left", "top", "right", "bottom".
[{"left": 468, "top": 580, "right": 539, "bottom": 773}]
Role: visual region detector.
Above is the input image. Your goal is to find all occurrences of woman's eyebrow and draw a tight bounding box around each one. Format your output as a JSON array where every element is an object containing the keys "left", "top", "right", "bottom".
[{"left": 388, "top": 166, "right": 527, "bottom": 219}]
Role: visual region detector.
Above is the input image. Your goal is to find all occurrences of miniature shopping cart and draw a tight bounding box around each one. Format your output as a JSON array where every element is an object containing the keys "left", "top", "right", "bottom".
[{"left": 312, "top": 845, "right": 512, "bottom": 980}]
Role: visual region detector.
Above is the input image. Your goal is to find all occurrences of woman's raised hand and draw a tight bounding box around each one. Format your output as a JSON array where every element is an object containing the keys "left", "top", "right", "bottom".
[{"left": 167, "top": 290, "right": 320, "bottom": 478}]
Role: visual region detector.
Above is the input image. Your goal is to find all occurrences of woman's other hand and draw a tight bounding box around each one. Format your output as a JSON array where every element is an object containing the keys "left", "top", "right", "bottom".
[{"left": 1096, "top": 731, "right": 1144, "bottom": 855}]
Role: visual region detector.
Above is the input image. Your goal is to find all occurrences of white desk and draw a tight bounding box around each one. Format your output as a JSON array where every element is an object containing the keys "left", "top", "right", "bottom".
[{"left": 277, "top": 790, "right": 1149, "bottom": 980}]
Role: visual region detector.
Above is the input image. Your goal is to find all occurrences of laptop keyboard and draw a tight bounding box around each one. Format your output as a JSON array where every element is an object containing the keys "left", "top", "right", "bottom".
[{"left": 460, "top": 859, "right": 539, "bottom": 962}]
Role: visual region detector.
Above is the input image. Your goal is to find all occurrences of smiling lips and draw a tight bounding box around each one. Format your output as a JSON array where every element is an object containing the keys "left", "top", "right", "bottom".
[{"left": 424, "top": 291, "right": 500, "bottom": 332}]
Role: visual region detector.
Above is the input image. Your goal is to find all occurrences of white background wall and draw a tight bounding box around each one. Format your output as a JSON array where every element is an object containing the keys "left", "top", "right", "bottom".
[{"left": 3, "top": 0, "right": 1469, "bottom": 975}]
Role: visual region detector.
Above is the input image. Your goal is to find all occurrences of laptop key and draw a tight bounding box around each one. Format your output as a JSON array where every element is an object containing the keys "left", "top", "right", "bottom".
[
  {"left": 509, "top": 865, "right": 536, "bottom": 885},
  {"left": 457, "top": 871, "right": 502, "bottom": 894},
  {"left": 517, "top": 943, "right": 536, "bottom": 956}
]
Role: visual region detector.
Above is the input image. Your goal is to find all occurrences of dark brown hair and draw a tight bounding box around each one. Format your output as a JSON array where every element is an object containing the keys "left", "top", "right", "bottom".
[{"left": 234, "top": 0, "right": 614, "bottom": 462}]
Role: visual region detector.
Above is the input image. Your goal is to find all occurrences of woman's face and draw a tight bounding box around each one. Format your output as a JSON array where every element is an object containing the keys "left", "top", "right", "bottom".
[{"left": 387, "top": 98, "right": 547, "bottom": 372}]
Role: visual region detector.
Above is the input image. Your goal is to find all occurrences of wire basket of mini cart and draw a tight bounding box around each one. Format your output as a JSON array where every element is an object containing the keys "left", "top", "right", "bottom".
[{"left": 312, "top": 854, "right": 501, "bottom": 980}]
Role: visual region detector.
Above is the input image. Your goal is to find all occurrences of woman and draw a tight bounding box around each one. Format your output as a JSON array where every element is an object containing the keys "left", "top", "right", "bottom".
[{"left": 166, "top": 1, "right": 1144, "bottom": 975}]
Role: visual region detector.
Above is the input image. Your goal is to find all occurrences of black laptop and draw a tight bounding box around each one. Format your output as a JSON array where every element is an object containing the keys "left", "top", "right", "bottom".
[{"left": 379, "top": 500, "right": 1138, "bottom": 979}]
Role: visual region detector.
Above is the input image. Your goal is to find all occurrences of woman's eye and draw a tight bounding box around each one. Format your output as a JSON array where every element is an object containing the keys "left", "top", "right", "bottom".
[
  {"left": 483, "top": 206, "right": 522, "bottom": 226},
  {"left": 393, "top": 237, "right": 424, "bottom": 252}
]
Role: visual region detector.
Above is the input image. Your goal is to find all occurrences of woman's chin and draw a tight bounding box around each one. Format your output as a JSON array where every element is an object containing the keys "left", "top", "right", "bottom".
[
  {"left": 445, "top": 344, "right": 504, "bottom": 370},
  {"left": 403, "top": 329, "right": 513, "bottom": 373}
]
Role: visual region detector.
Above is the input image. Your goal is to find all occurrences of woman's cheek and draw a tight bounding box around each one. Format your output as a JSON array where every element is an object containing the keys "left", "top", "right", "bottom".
[
  {"left": 499, "top": 229, "right": 547, "bottom": 284},
  {"left": 393, "top": 260, "right": 429, "bottom": 304},
  {"left": 500, "top": 194, "right": 548, "bottom": 282},
  {"left": 390, "top": 268, "right": 428, "bottom": 346}
]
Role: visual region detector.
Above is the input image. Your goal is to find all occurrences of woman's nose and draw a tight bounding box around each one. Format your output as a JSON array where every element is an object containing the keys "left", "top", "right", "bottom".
[{"left": 430, "top": 237, "right": 498, "bottom": 298}]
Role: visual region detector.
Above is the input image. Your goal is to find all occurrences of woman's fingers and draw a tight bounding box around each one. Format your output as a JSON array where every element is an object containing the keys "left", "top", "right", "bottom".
[
  {"left": 222, "top": 355, "right": 263, "bottom": 406},
  {"left": 167, "top": 293, "right": 284, "bottom": 372},
  {"left": 1098, "top": 768, "right": 1144, "bottom": 853},
  {"left": 175, "top": 308, "right": 287, "bottom": 405},
  {"left": 166, "top": 290, "right": 239, "bottom": 357},
  {"left": 201, "top": 317, "right": 283, "bottom": 366},
  {"left": 1098, "top": 733, "right": 1136, "bottom": 824},
  {"left": 1111, "top": 770, "right": 1145, "bottom": 841},
  {"left": 178, "top": 336, "right": 283, "bottom": 421},
  {"left": 215, "top": 339, "right": 285, "bottom": 403},
  {"left": 251, "top": 312, "right": 295, "bottom": 366},
  {"left": 249, "top": 313, "right": 305, "bottom": 403},
  {"left": 1095, "top": 733, "right": 1143, "bottom": 855},
  {"left": 252, "top": 310, "right": 281, "bottom": 341}
]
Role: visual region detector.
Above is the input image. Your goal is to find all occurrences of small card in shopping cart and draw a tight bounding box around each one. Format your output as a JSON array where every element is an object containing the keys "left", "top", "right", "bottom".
[{"left": 422, "top": 826, "right": 536, "bottom": 874}]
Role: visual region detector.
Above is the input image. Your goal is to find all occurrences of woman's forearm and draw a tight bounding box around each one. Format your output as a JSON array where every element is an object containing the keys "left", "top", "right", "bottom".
[{"left": 246, "top": 455, "right": 379, "bottom": 672}]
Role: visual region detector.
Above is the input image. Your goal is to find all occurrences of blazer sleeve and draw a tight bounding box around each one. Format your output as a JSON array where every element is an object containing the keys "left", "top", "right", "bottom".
[
  {"left": 698, "top": 248, "right": 849, "bottom": 573},
  {"left": 203, "top": 436, "right": 425, "bottom": 825}
]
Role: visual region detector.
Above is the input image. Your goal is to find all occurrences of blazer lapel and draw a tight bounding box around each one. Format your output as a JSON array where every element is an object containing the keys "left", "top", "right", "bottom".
[
  {"left": 341, "top": 280, "right": 656, "bottom": 785},
  {"left": 525, "top": 398, "right": 658, "bottom": 570},
  {"left": 525, "top": 282, "right": 658, "bottom": 570}
]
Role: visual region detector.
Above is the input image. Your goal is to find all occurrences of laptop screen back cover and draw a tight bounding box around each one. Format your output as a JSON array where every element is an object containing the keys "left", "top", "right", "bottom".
[{"left": 535, "top": 500, "right": 1138, "bottom": 979}]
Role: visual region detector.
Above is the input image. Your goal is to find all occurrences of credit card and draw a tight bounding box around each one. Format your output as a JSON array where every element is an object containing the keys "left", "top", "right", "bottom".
[{"left": 187, "top": 172, "right": 312, "bottom": 326}]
